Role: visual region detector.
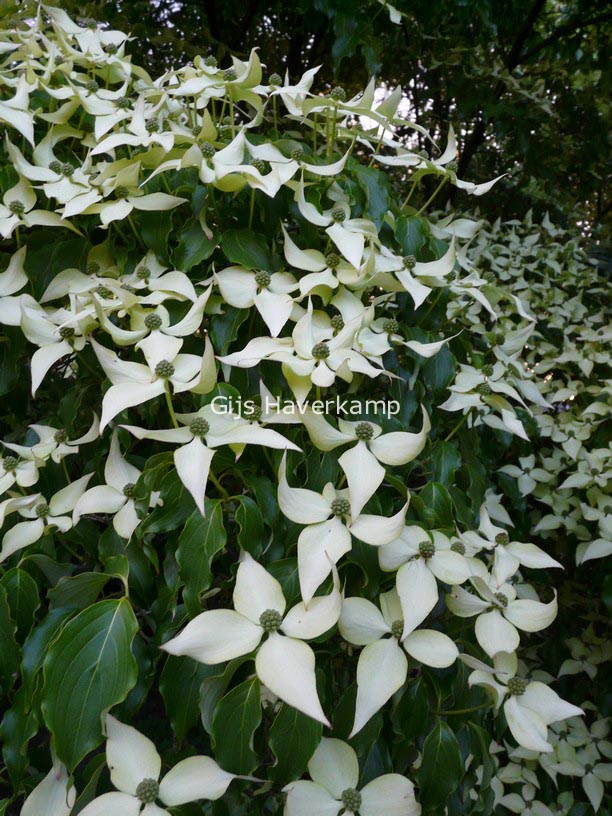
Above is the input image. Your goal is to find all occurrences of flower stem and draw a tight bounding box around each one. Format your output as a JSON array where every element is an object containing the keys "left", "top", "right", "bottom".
[
  {"left": 417, "top": 175, "right": 449, "bottom": 215},
  {"left": 164, "top": 383, "right": 179, "bottom": 428},
  {"left": 444, "top": 410, "right": 470, "bottom": 442},
  {"left": 208, "top": 470, "right": 229, "bottom": 499},
  {"left": 248, "top": 187, "right": 255, "bottom": 230},
  {"left": 434, "top": 701, "right": 491, "bottom": 716}
]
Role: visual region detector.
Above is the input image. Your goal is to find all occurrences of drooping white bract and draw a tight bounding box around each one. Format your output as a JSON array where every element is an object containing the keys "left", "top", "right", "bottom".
[
  {"left": 92, "top": 333, "right": 216, "bottom": 431},
  {"left": 299, "top": 405, "right": 430, "bottom": 515},
  {"left": 378, "top": 526, "right": 472, "bottom": 639},
  {"left": 218, "top": 301, "right": 387, "bottom": 406},
  {"left": 468, "top": 652, "right": 583, "bottom": 753},
  {"left": 447, "top": 576, "right": 558, "bottom": 659},
  {"left": 78, "top": 714, "right": 236, "bottom": 816},
  {"left": 122, "top": 404, "right": 300, "bottom": 516},
  {"left": 214, "top": 265, "right": 298, "bottom": 337},
  {"left": 0, "top": 474, "right": 91, "bottom": 562},
  {"left": 20, "top": 758, "right": 75, "bottom": 816},
  {"left": 73, "top": 431, "right": 156, "bottom": 540},
  {"left": 339, "top": 588, "right": 458, "bottom": 735},
  {"left": 283, "top": 737, "right": 421, "bottom": 816},
  {"left": 278, "top": 453, "right": 407, "bottom": 604},
  {"left": 161, "top": 554, "right": 341, "bottom": 725}
]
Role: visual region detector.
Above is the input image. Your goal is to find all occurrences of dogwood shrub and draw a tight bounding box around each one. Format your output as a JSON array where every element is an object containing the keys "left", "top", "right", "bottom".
[{"left": 0, "top": 6, "right": 605, "bottom": 816}]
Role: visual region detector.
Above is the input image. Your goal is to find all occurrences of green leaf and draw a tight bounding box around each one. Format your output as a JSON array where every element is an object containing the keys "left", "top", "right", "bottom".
[
  {"left": 160, "top": 655, "right": 211, "bottom": 742},
  {"left": 42, "top": 599, "right": 138, "bottom": 769},
  {"left": 467, "top": 722, "right": 494, "bottom": 790},
  {"left": 211, "top": 677, "right": 262, "bottom": 775},
  {"left": 419, "top": 481, "right": 455, "bottom": 527},
  {"left": 47, "top": 572, "right": 110, "bottom": 611},
  {"left": 0, "top": 584, "right": 19, "bottom": 692},
  {"left": 175, "top": 219, "right": 218, "bottom": 271},
  {"left": 396, "top": 215, "right": 428, "bottom": 256},
  {"left": 200, "top": 658, "right": 248, "bottom": 734},
  {"left": 269, "top": 704, "right": 322, "bottom": 782},
  {"left": 416, "top": 720, "right": 463, "bottom": 810},
  {"left": 351, "top": 164, "right": 390, "bottom": 229},
  {"left": 234, "top": 496, "right": 264, "bottom": 557},
  {"left": 430, "top": 441, "right": 462, "bottom": 487},
  {"left": 209, "top": 306, "right": 250, "bottom": 355},
  {"left": 0, "top": 687, "right": 38, "bottom": 787},
  {"left": 177, "top": 501, "right": 226, "bottom": 617},
  {"left": 221, "top": 229, "right": 270, "bottom": 269},
  {"left": 21, "top": 609, "right": 72, "bottom": 698},
  {"left": 0, "top": 568, "right": 39, "bottom": 642},
  {"left": 138, "top": 210, "right": 173, "bottom": 263},
  {"left": 391, "top": 677, "right": 429, "bottom": 741},
  {"left": 422, "top": 346, "right": 456, "bottom": 395}
]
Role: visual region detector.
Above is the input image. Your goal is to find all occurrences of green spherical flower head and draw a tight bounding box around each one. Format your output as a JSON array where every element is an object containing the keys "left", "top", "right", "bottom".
[
  {"left": 106, "top": 43, "right": 118, "bottom": 55},
  {"left": 483, "top": 270, "right": 496, "bottom": 283},
  {"left": 136, "top": 265, "right": 151, "bottom": 281},
  {"left": 201, "top": 141, "right": 216, "bottom": 159},
  {"left": 508, "top": 676, "right": 528, "bottom": 696},
  {"left": 477, "top": 382, "right": 492, "bottom": 396},
  {"left": 59, "top": 326, "right": 75, "bottom": 340},
  {"left": 115, "top": 185, "right": 130, "bottom": 199},
  {"left": 269, "top": 72, "right": 282, "bottom": 86},
  {"left": 223, "top": 67, "right": 237, "bottom": 81},
  {"left": 2, "top": 456, "right": 18, "bottom": 472},
  {"left": 419, "top": 539, "right": 436, "bottom": 559},
  {"left": 205, "top": 55, "right": 218, "bottom": 67},
  {"left": 155, "top": 360, "right": 175, "bottom": 379},
  {"left": 311, "top": 342, "right": 330, "bottom": 360},
  {"left": 481, "top": 364, "right": 494, "bottom": 377},
  {"left": 62, "top": 162, "right": 75, "bottom": 177},
  {"left": 252, "top": 158, "right": 267, "bottom": 174},
  {"left": 495, "top": 532, "right": 509, "bottom": 546},
  {"left": 419, "top": 149, "right": 429, "bottom": 159},
  {"left": 331, "top": 207, "right": 346, "bottom": 223},
  {"left": 341, "top": 788, "right": 362, "bottom": 812},
  {"left": 447, "top": 160, "right": 458, "bottom": 172},
  {"left": 136, "top": 778, "right": 159, "bottom": 804},
  {"left": 355, "top": 422, "right": 374, "bottom": 441},
  {"left": 54, "top": 429, "right": 68, "bottom": 444},
  {"left": 85, "top": 79, "right": 99, "bottom": 92},
  {"left": 121, "top": 283, "right": 137, "bottom": 294},
  {"left": 145, "top": 117, "right": 159, "bottom": 133},
  {"left": 383, "top": 318, "right": 399, "bottom": 334},
  {"left": 403, "top": 254, "right": 416, "bottom": 270},
  {"left": 331, "top": 314, "right": 345, "bottom": 332},
  {"left": 86, "top": 261, "right": 100, "bottom": 275},
  {"left": 35, "top": 502, "right": 50, "bottom": 518},
  {"left": 290, "top": 147, "right": 304, "bottom": 162},
  {"left": 189, "top": 417, "right": 210, "bottom": 437},
  {"left": 85, "top": 19, "right": 97, "bottom": 30},
  {"left": 95, "top": 285, "right": 113, "bottom": 299},
  {"left": 49, "top": 159, "right": 63, "bottom": 174},
  {"left": 122, "top": 482, "right": 136, "bottom": 499},
  {"left": 330, "top": 85, "right": 346, "bottom": 102},
  {"left": 451, "top": 541, "right": 466, "bottom": 555},
  {"left": 331, "top": 497, "right": 351, "bottom": 517},
  {"left": 9, "top": 200, "right": 25, "bottom": 215},
  {"left": 259, "top": 608, "right": 282, "bottom": 632},
  {"left": 144, "top": 313, "right": 163, "bottom": 330},
  {"left": 495, "top": 592, "right": 509, "bottom": 608},
  {"left": 255, "top": 270, "right": 271, "bottom": 288},
  {"left": 351, "top": 122, "right": 364, "bottom": 133},
  {"left": 117, "top": 96, "right": 131, "bottom": 110},
  {"left": 244, "top": 404, "right": 263, "bottom": 422},
  {"left": 325, "top": 252, "right": 341, "bottom": 269},
  {"left": 391, "top": 619, "right": 404, "bottom": 640}
]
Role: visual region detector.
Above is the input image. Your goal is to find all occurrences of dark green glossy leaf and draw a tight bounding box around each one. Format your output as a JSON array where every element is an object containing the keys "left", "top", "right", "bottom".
[
  {"left": 416, "top": 720, "right": 463, "bottom": 810},
  {"left": 42, "top": 599, "right": 138, "bottom": 769},
  {"left": 212, "top": 677, "right": 262, "bottom": 775},
  {"left": 269, "top": 704, "right": 322, "bottom": 782},
  {"left": 176, "top": 501, "right": 226, "bottom": 617}
]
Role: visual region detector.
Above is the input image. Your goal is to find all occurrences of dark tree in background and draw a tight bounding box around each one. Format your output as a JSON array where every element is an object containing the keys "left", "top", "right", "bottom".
[{"left": 60, "top": 0, "right": 611, "bottom": 232}]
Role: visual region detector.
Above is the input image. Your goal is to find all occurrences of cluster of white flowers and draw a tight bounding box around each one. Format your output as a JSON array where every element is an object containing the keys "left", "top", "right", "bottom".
[
  {"left": 467, "top": 212, "right": 611, "bottom": 566},
  {"left": 0, "top": 7, "right": 596, "bottom": 813}
]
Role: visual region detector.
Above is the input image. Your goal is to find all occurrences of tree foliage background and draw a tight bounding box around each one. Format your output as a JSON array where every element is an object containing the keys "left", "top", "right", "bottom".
[{"left": 59, "top": 0, "right": 611, "bottom": 231}]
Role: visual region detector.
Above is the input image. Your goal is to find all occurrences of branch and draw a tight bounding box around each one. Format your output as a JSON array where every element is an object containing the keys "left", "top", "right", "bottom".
[{"left": 521, "top": 11, "right": 612, "bottom": 62}]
